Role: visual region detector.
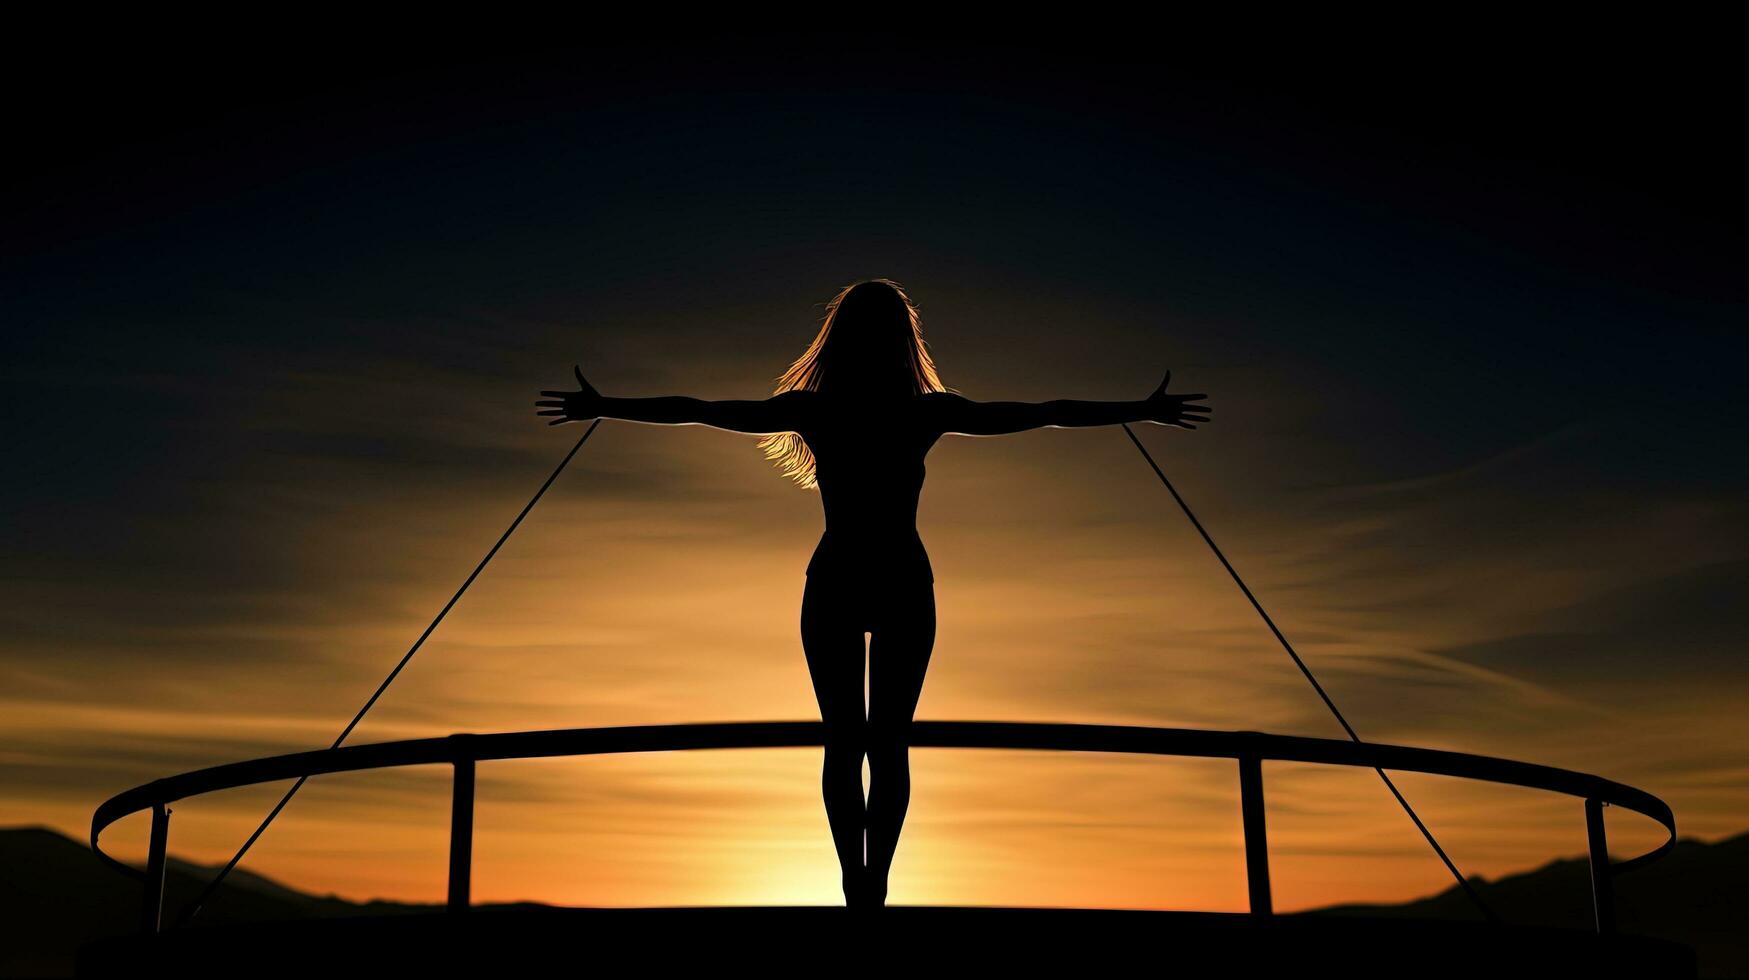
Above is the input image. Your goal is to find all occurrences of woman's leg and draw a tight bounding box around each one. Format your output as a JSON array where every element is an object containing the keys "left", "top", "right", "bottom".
[
  {"left": 800, "top": 574, "right": 869, "bottom": 903},
  {"left": 864, "top": 579, "right": 937, "bottom": 904}
]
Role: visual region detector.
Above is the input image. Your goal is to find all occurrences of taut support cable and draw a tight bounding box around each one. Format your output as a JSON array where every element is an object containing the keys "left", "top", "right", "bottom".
[
  {"left": 1120, "top": 423, "right": 1498, "bottom": 923},
  {"left": 173, "top": 419, "right": 604, "bottom": 928}
]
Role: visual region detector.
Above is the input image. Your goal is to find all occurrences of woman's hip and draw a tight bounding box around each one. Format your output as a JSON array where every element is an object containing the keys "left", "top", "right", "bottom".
[{"left": 802, "top": 569, "right": 934, "bottom": 631}]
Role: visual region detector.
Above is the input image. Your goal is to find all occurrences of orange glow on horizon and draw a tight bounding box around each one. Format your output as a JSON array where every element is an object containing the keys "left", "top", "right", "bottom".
[{"left": 4, "top": 363, "right": 1734, "bottom": 913}]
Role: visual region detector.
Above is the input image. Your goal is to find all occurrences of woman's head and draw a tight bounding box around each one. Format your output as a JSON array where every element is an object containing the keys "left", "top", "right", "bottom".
[{"left": 758, "top": 279, "right": 948, "bottom": 488}]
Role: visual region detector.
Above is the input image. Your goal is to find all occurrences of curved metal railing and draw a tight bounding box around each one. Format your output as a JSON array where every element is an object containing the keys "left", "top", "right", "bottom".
[{"left": 92, "top": 721, "right": 1676, "bottom": 935}]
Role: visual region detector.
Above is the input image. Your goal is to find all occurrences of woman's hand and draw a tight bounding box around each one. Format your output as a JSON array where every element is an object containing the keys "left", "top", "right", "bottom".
[
  {"left": 536, "top": 365, "right": 604, "bottom": 426},
  {"left": 1144, "top": 370, "right": 1211, "bottom": 429}
]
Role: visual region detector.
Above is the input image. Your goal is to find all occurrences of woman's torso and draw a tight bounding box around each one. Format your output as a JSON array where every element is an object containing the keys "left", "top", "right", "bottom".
[{"left": 796, "top": 393, "right": 941, "bottom": 585}]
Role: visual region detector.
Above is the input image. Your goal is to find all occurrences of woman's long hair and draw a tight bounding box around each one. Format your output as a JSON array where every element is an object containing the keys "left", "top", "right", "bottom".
[{"left": 759, "top": 279, "right": 949, "bottom": 489}]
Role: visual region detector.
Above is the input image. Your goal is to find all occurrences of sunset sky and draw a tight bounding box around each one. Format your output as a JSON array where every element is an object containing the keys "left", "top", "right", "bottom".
[{"left": 4, "top": 36, "right": 1744, "bottom": 914}]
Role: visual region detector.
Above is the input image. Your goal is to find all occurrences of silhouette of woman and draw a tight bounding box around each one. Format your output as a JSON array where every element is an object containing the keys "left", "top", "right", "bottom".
[{"left": 536, "top": 279, "right": 1210, "bottom": 908}]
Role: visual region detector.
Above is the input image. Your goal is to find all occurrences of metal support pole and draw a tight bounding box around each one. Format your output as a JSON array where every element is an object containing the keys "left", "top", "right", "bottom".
[
  {"left": 1585, "top": 797, "right": 1616, "bottom": 934},
  {"left": 142, "top": 804, "right": 170, "bottom": 934},
  {"left": 1239, "top": 755, "right": 1272, "bottom": 916},
  {"left": 448, "top": 756, "right": 476, "bottom": 912}
]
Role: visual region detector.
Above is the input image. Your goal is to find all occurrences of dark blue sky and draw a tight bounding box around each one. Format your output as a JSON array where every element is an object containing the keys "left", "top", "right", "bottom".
[{"left": 10, "top": 36, "right": 1742, "bottom": 480}]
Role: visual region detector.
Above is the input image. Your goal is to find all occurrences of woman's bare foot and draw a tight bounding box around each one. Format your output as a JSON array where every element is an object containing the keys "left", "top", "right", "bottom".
[
  {"left": 865, "top": 866, "right": 889, "bottom": 908},
  {"left": 843, "top": 867, "right": 872, "bottom": 908}
]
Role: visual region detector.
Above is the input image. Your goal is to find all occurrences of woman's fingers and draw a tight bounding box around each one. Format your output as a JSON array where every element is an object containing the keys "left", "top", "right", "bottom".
[{"left": 536, "top": 373, "right": 595, "bottom": 426}]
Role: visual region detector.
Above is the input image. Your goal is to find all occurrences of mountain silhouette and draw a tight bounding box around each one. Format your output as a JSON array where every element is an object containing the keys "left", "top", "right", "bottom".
[
  {"left": 0, "top": 826, "right": 450, "bottom": 977},
  {"left": 4, "top": 825, "right": 1734, "bottom": 977},
  {"left": 1303, "top": 830, "right": 1746, "bottom": 977}
]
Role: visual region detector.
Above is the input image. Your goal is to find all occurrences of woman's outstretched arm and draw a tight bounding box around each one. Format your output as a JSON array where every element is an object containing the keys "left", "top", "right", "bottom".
[
  {"left": 930, "top": 371, "right": 1210, "bottom": 437},
  {"left": 536, "top": 365, "right": 809, "bottom": 434}
]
